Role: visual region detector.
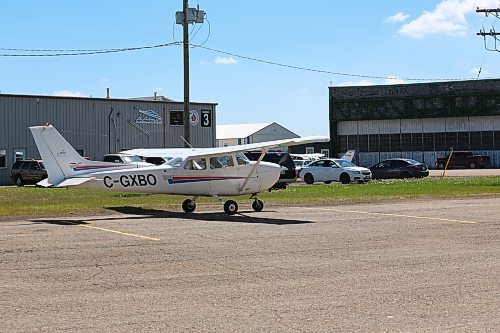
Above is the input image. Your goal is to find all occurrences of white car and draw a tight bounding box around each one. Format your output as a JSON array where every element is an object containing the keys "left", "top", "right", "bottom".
[
  {"left": 298, "top": 158, "right": 372, "bottom": 184},
  {"left": 102, "top": 153, "right": 154, "bottom": 167}
]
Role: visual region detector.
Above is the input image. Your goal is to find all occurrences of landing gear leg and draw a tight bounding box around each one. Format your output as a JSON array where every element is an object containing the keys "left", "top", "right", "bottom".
[
  {"left": 182, "top": 196, "right": 198, "bottom": 213},
  {"left": 250, "top": 194, "right": 264, "bottom": 212}
]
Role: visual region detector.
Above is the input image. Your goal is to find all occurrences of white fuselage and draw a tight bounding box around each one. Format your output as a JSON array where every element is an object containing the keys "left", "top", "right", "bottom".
[{"left": 73, "top": 161, "right": 280, "bottom": 196}]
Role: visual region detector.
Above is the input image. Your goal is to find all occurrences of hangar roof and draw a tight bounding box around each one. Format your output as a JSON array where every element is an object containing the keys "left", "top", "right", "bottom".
[{"left": 216, "top": 123, "right": 273, "bottom": 140}]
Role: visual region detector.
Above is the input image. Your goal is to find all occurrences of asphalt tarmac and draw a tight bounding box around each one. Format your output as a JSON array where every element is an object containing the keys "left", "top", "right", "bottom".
[{"left": 1, "top": 197, "right": 499, "bottom": 332}]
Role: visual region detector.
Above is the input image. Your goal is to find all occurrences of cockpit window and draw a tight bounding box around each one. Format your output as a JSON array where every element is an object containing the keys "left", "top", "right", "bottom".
[
  {"left": 210, "top": 155, "right": 234, "bottom": 169},
  {"left": 165, "top": 157, "right": 183, "bottom": 168},
  {"left": 184, "top": 158, "right": 207, "bottom": 170},
  {"left": 235, "top": 153, "right": 250, "bottom": 165},
  {"left": 121, "top": 155, "right": 144, "bottom": 163}
]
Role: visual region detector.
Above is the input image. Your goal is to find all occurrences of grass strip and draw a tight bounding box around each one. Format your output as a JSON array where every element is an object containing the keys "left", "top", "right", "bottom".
[{"left": 0, "top": 177, "right": 498, "bottom": 218}]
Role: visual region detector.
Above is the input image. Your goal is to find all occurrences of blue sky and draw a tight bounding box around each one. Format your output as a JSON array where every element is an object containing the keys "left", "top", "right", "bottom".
[{"left": 2, "top": 0, "right": 500, "bottom": 136}]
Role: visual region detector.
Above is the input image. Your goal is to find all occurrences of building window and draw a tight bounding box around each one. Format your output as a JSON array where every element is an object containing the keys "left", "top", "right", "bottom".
[
  {"left": 338, "top": 135, "right": 347, "bottom": 153},
  {"left": 321, "top": 149, "right": 330, "bottom": 158},
  {"left": 379, "top": 134, "right": 390, "bottom": 152},
  {"left": 457, "top": 132, "right": 470, "bottom": 150},
  {"left": 170, "top": 111, "right": 183, "bottom": 125},
  {"left": 358, "top": 135, "right": 368, "bottom": 152},
  {"left": 368, "top": 134, "right": 379, "bottom": 152},
  {"left": 446, "top": 132, "right": 457, "bottom": 150},
  {"left": 435, "top": 132, "right": 447, "bottom": 150},
  {"left": 482, "top": 131, "right": 494, "bottom": 150},
  {"left": 305, "top": 147, "right": 315, "bottom": 154},
  {"left": 390, "top": 134, "right": 401, "bottom": 152},
  {"left": 14, "top": 149, "right": 26, "bottom": 162},
  {"left": 0, "top": 149, "right": 6, "bottom": 169},
  {"left": 401, "top": 133, "right": 412, "bottom": 151},
  {"left": 470, "top": 131, "right": 481, "bottom": 150},
  {"left": 347, "top": 135, "right": 358, "bottom": 151},
  {"left": 494, "top": 131, "right": 500, "bottom": 150},
  {"left": 422, "top": 133, "right": 434, "bottom": 151},
  {"left": 413, "top": 133, "right": 423, "bottom": 151}
]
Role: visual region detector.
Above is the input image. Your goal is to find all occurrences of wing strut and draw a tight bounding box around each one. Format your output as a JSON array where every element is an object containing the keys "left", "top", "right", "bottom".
[{"left": 239, "top": 149, "right": 268, "bottom": 192}]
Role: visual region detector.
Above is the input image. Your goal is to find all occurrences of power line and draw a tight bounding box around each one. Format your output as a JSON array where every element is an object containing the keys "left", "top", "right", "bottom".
[
  {"left": 191, "top": 44, "right": 499, "bottom": 82},
  {"left": 1, "top": 41, "right": 499, "bottom": 82},
  {"left": 0, "top": 42, "right": 180, "bottom": 57}
]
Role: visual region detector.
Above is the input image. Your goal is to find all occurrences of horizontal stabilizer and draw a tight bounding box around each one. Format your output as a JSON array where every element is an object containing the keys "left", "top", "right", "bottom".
[
  {"left": 36, "top": 179, "right": 53, "bottom": 188},
  {"left": 55, "top": 177, "right": 95, "bottom": 187}
]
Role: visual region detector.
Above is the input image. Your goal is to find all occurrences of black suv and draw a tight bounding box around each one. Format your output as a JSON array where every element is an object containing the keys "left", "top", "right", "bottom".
[
  {"left": 10, "top": 160, "right": 47, "bottom": 186},
  {"left": 244, "top": 151, "right": 297, "bottom": 190}
]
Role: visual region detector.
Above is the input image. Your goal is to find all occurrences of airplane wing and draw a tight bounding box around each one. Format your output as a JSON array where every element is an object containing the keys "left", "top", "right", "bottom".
[
  {"left": 123, "top": 136, "right": 329, "bottom": 160},
  {"left": 184, "top": 136, "right": 330, "bottom": 159}
]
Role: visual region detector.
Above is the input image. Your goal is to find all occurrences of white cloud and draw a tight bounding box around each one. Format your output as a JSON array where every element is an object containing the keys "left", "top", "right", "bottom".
[
  {"left": 386, "top": 12, "right": 410, "bottom": 23},
  {"left": 53, "top": 90, "right": 86, "bottom": 97},
  {"left": 214, "top": 56, "right": 238, "bottom": 65},
  {"left": 336, "top": 80, "right": 375, "bottom": 87},
  {"left": 384, "top": 76, "right": 406, "bottom": 84},
  {"left": 399, "top": 0, "right": 499, "bottom": 38}
]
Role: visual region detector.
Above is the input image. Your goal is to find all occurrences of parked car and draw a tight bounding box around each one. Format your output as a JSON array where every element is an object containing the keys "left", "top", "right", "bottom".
[
  {"left": 293, "top": 159, "right": 310, "bottom": 176},
  {"left": 298, "top": 158, "right": 371, "bottom": 184},
  {"left": 369, "top": 158, "right": 429, "bottom": 179},
  {"left": 244, "top": 151, "right": 296, "bottom": 189},
  {"left": 102, "top": 153, "right": 154, "bottom": 167},
  {"left": 10, "top": 159, "right": 47, "bottom": 186},
  {"left": 435, "top": 151, "right": 490, "bottom": 169}
]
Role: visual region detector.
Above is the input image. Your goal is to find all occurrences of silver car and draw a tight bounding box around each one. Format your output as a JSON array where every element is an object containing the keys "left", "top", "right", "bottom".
[{"left": 298, "top": 159, "right": 372, "bottom": 184}]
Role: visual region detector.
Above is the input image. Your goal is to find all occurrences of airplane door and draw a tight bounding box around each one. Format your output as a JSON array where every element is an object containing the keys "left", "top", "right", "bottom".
[
  {"left": 208, "top": 155, "right": 242, "bottom": 195},
  {"left": 170, "top": 157, "right": 211, "bottom": 195}
]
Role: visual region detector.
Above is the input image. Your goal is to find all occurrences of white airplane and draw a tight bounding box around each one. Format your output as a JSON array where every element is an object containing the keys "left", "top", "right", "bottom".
[{"left": 30, "top": 125, "right": 328, "bottom": 215}]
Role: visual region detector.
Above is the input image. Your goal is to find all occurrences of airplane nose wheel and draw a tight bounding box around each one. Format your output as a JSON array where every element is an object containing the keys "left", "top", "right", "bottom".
[
  {"left": 224, "top": 200, "right": 238, "bottom": 215},
  {"left": 182, "top": 199, "right": 196, "bottom": 213},
  {"left": 252, "top": 199, "right": 264, "bottom": 212}
]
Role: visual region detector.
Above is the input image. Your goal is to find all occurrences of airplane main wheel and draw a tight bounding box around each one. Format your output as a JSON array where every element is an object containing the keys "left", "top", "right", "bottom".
[
  {"left": 252, "top": 199, "right": 264, "bottom": 212},
  {"left": 182, "top": 199, "right": 196, "bottom": 213},
  {"left": 224, "top": 200, "right": 238, "bottom": 215}
]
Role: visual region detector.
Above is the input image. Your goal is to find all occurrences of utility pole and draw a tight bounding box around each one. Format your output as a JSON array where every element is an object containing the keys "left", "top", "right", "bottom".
[
  {"left": 476, "top": 7, "right": 500, "bottom": 53},
  {"left": 176, "top": 1, "right": 205, "bottom": 147},
  {"left": 182, "top": 0, "right": 190, "bottom": 147}
]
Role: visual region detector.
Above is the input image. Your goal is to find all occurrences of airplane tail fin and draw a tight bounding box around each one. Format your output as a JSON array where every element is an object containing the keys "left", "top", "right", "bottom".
[
  {"left": 340, "top": 150, "right": 355, "bottom": 162},
  {"left": 29, "top": 125, "right": 128, "bottom": 187}
]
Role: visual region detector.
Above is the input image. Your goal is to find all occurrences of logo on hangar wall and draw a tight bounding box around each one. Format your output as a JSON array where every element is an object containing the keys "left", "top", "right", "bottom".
[{"left": 135, "top": 109, "right": 163, "bottom": 125}]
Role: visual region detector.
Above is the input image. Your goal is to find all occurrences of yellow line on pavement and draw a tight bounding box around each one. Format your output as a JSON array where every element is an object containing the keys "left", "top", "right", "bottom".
[
  {"left": 79, "top": 224, "right": 160, "bottom": 241},
  {"left": 294, "top": 206, "right": 478, "bottom": 224}
]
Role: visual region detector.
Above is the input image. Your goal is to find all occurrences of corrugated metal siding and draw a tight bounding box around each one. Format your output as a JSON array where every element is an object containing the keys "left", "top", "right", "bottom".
[
  {"left": 401, "top": 118, "right": 422, "bottom": 132},
  {"left": 357, "top": 120, "right": 379, "bottom": 134},
  {"left": 379, "top": 119, "right": 400, "bottom": 134},
  {"left": 422, "top": 118, "right": 446, "bottom": 133},
  {"left": 0, "top": 94, "right": 216, "bottom": 185},
  {"left": 337, "top": 121, "right": 357, "bottom": 135},
  {"left": 445, "top": 117, "right": 469, "bottom": 132}
]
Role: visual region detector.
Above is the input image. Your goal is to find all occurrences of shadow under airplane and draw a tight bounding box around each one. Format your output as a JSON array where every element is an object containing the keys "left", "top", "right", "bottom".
[{"left": 30, "top": 206, "right": 314, "bottom": 226}]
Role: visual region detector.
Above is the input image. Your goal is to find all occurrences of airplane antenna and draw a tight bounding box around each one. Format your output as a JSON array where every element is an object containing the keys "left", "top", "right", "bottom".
[{"left": 180, "top": 136, "right": 194, "bottom": 149}]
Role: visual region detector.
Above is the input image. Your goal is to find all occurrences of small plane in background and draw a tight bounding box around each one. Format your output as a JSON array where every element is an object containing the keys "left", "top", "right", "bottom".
[
  {"left": 30, "top": 125, "right": 328, "bottom": 215},
  {"left": 340, "top": 150, "right": 356, "bottom": 162}
]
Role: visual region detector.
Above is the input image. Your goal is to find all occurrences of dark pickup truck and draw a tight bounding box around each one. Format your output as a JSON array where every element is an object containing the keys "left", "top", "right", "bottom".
[{"left": 435, "top": 151, "right": 490, "bottom": 169}]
